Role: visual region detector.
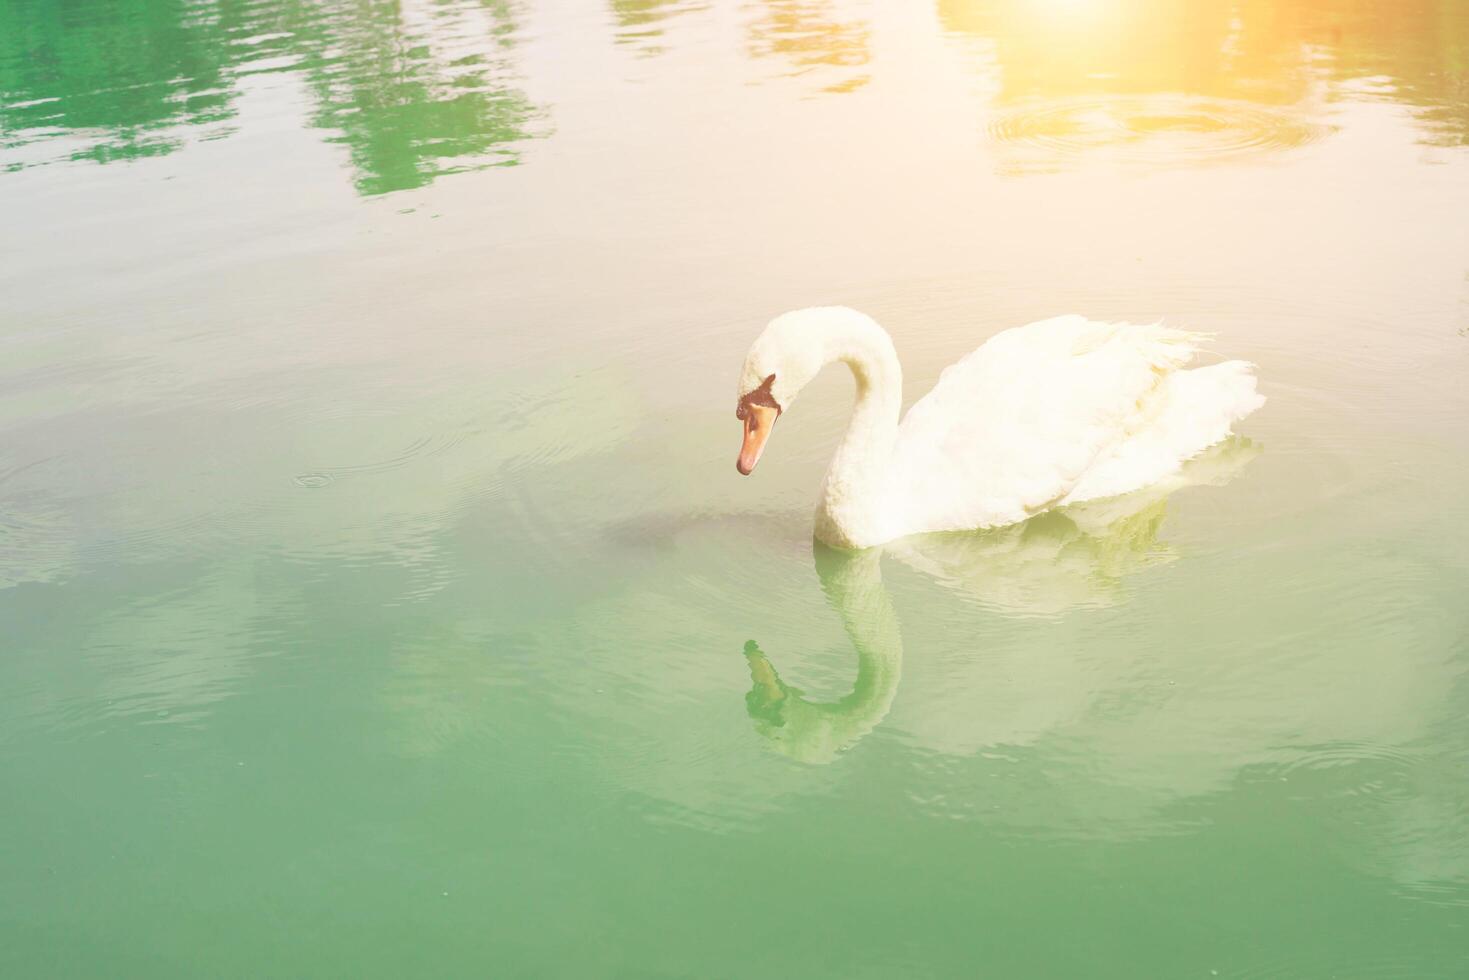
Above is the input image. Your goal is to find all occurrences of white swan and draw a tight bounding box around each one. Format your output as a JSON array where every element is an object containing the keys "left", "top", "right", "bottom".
[{"left": 735, "top": 307, "right": 1264, "bottom": 549}]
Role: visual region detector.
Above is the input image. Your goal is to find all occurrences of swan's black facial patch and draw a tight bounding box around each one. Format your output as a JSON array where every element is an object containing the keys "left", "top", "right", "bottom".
[{"left": 735, "top": 373, "right": 780, "bottom": 420}]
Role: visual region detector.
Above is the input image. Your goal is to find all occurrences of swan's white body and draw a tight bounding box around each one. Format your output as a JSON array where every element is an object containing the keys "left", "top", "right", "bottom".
[{"left": 736, "top": 307, "right": 1264, "bottom": 549}]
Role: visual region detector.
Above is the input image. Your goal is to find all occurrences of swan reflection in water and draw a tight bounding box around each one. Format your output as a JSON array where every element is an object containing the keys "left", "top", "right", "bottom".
[{"left": 742, "top": 436, "right": 1258, "bottom": 764}]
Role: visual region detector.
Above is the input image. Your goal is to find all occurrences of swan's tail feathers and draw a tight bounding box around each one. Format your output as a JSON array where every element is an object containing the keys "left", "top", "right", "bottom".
[
  {"left": 1060, "top": 358, "right": 1264, "bottom": 507},
  {"left": 1199, "top": 359, "right": 1267, "bottom": 424},
  {"left": 1160, "top": 359, "right": 1265, "bottom": 464},
  {"left": 1137, "top": 324, "right": 1211, "bottom": 373}
]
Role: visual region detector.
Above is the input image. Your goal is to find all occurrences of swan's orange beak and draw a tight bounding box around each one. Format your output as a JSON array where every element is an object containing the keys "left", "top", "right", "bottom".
[{"left": 737, "top": 404, "right": 778, "bottom": 475}]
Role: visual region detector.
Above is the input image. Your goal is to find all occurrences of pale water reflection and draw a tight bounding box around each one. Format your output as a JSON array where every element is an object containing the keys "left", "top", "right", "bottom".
[
  {"left": 743, "top": 438, "right": 1258, "bottom": 764},
  {"left": 745, "top": 0, "right": 871, "bottom": 94},
  {"left": 939, "top": 0, "right": 1469, "bottom": 170},
  {"left": 607, "top": 0, "right": 707, "bottom": 53},
  {"left": 4, "top": 0, "right": 1465, "bottom": 186}
]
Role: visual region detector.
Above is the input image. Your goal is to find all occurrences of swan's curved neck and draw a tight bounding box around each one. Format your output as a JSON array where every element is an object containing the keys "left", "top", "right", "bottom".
[{"left": 813, "top": 315, "right": 903, "bottom": 549}]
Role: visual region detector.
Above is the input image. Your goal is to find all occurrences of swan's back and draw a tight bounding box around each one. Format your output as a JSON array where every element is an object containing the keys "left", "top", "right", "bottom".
[{"left": 890, "top": 315, "right": 1259, "bottom": 535}]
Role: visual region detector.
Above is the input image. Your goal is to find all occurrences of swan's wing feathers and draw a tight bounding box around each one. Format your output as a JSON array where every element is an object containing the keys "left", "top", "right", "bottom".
[
  {"left": 1061, "top": 358, "right": 1264, "bottom": 504},
  {"left": 892, "top": 318, "right": 1202, "bottom": 533}
]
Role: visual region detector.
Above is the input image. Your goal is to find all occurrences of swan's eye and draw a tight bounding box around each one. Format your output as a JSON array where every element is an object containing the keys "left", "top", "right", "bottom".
[{"left": 737, "top": 376, "right": 781, "bottom": 418}]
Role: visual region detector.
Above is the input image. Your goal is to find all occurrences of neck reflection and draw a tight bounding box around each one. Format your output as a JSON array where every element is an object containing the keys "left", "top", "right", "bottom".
[{"left": 744, "top": 544, "right": 902, "bottom": 765}]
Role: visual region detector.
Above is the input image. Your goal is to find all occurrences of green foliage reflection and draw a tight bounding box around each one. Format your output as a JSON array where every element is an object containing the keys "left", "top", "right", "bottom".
[{"left": 0, "top": 0, "right": 542, "bottom": 193}]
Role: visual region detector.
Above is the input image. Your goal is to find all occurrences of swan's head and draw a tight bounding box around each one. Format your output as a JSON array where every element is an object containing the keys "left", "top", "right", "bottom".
[
  {"left": 734, "top": 375, "right": 780, "bottom": 475},
  {"left": 734, "top": 311, "right": 831, "bottom": 474}
]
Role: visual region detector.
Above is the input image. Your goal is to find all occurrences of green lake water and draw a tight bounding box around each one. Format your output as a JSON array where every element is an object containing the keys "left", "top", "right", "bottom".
[{"left": 3, "top": 0, "right": 1469, "bottom": 975}]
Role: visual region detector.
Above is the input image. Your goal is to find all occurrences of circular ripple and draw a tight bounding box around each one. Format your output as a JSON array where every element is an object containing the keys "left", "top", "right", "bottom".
[
  {"left": 293, "top": 473, "right": 333, "bottom": 489},
  {"left": 0, "top": 503, "right": 75, "bottom": 589},
  {"left": 1270, "top": 740, "right": 1423, "bottom": 798},
  {"left": 987, "top": 95, "right": 1333, "bottom": 172}
]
